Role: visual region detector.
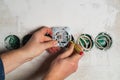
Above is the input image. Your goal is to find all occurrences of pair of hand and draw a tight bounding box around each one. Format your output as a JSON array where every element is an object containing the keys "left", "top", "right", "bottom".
[{"left": 21, "top": 27, "right": 83, "bottom": 80}]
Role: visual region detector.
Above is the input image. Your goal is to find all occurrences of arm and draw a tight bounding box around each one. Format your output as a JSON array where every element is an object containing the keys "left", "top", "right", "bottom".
[
  {"left": 1, "top": 49, "right": 31, "bottom": 74},
  {"left": 0, "top": 27, "right": 57, "bottom": 74}
]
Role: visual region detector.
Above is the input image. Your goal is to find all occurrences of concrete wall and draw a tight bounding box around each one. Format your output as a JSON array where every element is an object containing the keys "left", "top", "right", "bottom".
[{"left": 0, "top": 0, "right": 120, "bottom": 80}]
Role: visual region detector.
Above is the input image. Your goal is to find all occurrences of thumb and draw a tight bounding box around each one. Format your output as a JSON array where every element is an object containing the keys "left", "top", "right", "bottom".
[
  {"left": 41, "top": 40, "right": 58, "bottom": 49},
  {"left": 70, "top": 52, "right": 84, "bottom": 63}
]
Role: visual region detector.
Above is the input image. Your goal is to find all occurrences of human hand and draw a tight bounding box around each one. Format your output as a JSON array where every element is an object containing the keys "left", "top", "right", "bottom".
[
  {"left": 44, "top": 43, "right": 84, "bottom": 80},
  {"left": 20, "top": 27, "right": 58, "bottom": 59},
  {"left": 47, "top": 47, "right": 61, "bottom": 54}
]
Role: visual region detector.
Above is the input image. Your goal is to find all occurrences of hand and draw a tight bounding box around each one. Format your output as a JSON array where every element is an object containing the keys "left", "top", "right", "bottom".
[
  {"left": 44, "top": 44, "right": 84, "bottom": 80},
  {"left": 47, "top": 47, "right": 61, "bottom": 54},
  {"left": 1, "top": 27, "right": 58, "bottom": 74},
  {"left": 20, "top": 27, "right": 58, "bottom": 59}
]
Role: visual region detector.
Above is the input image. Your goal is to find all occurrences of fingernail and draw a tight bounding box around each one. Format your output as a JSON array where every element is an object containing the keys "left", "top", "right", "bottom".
[
  {"left": 54, "top": 41, "right": 58, "bottom": 44},
  {"left": 53, "top": 41, "right": 58, "bottom": 46},
  {"left": 54, "top": 44, "right": 59, "bottom": 47},
  {"left": 79, "top": 51, "right": 84, "bottom": 55}
]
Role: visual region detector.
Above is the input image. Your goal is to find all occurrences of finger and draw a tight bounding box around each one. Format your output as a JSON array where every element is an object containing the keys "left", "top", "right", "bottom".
[
  {"left": 59, "top": 44, "right": 74, "bottom": 58},
  {"left": 43, "top": 36, "right": 52, "bottom": 42},
  {"left": 69, "top": 52, "right": 84, "bottom": 62},
  {"left": 40, "top": 27, "right": 52, "bottom": 35},
  {"left": 36, "top": 27, "right": 52, "bottom": 35},
  {"left": 47, "top": 47, "right": 59, "bottom": 54},
  {"left": 47, "top": 48, "right": 55, "bottom": 54},
  {"left": 47, "top": 47, "right": 60, "bottom": 53},
  {"left": 34, "top": 27, "right": 53, "bottom": 42},
  {"left": 41, "top": 40, "right": 58, "bottom": 49}
]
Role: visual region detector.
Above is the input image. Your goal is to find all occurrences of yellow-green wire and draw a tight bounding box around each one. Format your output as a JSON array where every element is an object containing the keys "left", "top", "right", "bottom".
[{"left": 70, "top": 41, "right": 82, "bottom": 53}]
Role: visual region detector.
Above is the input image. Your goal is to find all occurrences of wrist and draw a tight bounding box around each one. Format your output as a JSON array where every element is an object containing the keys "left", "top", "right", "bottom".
[
  {"left": 17, "top": 48, "right": 34, "bottom": 62},
  {"left": 43, "top": 71, "right": 64, "bottom": 80}
]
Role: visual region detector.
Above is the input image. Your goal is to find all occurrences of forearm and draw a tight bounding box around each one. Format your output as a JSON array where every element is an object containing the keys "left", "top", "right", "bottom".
[{"left": 1, "top": 48, "right": 32, "bottom": 74}]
